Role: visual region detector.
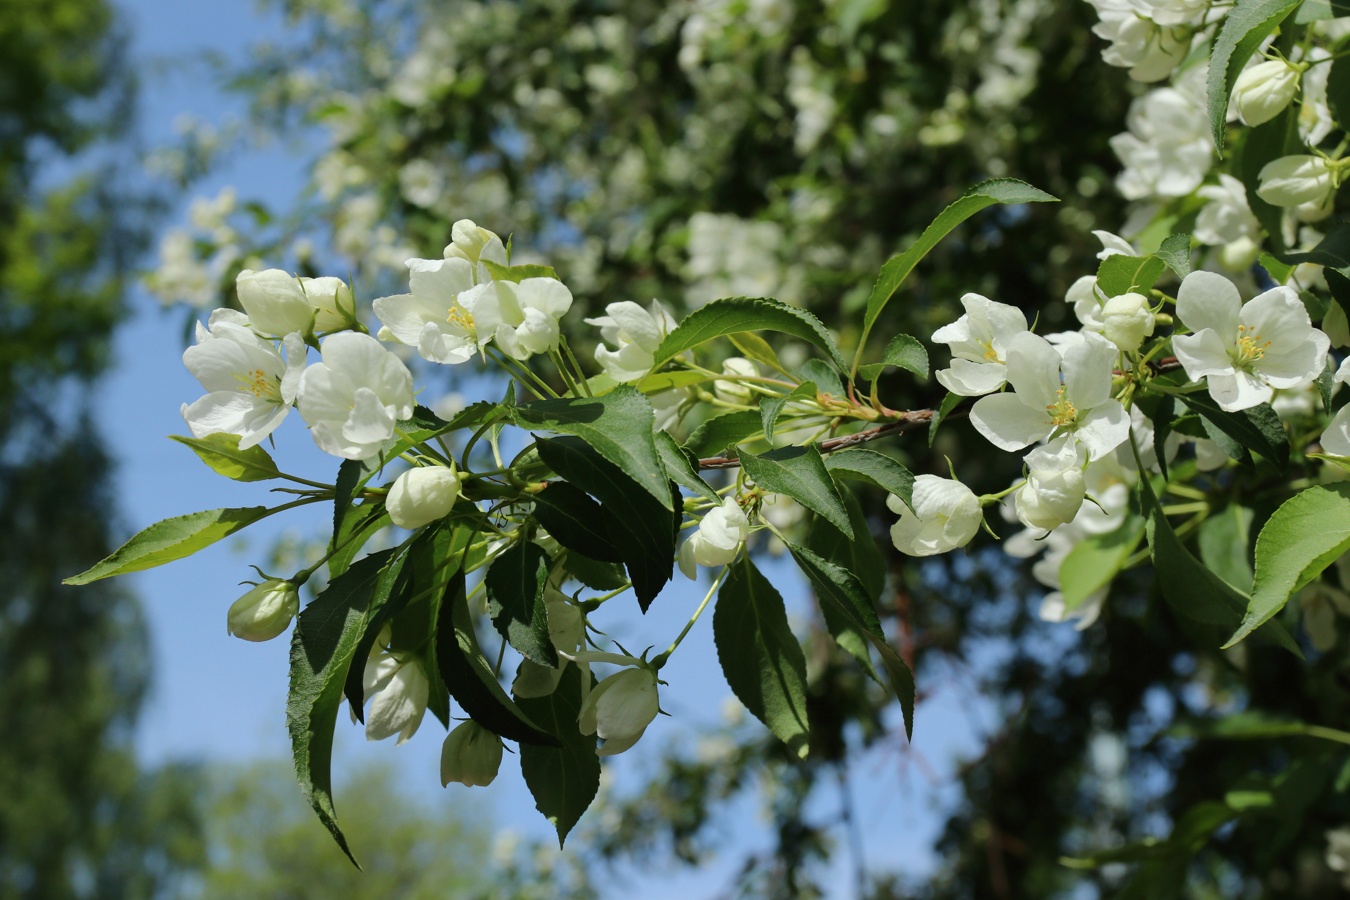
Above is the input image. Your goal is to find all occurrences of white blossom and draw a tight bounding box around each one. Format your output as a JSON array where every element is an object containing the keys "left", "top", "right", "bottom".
[
  {"left": 1086, "top": 0, "right": 1191, "bottom": 82},
  {"left": 1015, "top": 438, "right": 1088, "bottom": 532},
  {"left": 1101, "top": 292, "right": 1155, "bottom": 352},
  {"left": 361, "top": 648, "right": 429, "bottom": 744},
  {"left": 443, "top": 219, "right": 509, "bottom": 283},
  {"left": 458, "top": 277, "right": 573, "bottom": 361},
  {"left": 585, "top": 300, "right": 677, "bottom": 382},
  {"left": 300, "top": 276, "right": 360, "bottom": 334},
  {"left": 1195, "top": 175, "right": 1261, "bottom": 270},
  {"left": 373, "top": 257, "right": 480, "bottom": 365},
  {"left": 387, "top": 465, "right": 464, "bottom": 529},
  {"left": 297, "top": 331, "right": 415, "bottom": 459},
  {"left": 1320, "top": 358, "right": 1350, "bottom": 457},
  {"left": 887, "top": 475, "right": 983, "bottom": 557},
  {"left": 932, "top": 293, "right": 1030, "bottom": 396},
  {"left": 1110, "top": 86, "right": 1212, "bottom": 200},
  {"left": 578, "top": 664, "right": 660, "bottom": 756},
  {"left": 235, "top": 268, "right": 316, "bottom": 339},
  {"left": 1327, "top": 827, "right": 1350, "bottom": 889},
  {"left": 713, "top": 357, "right": 760, "bottom": 405},
  {"left": 678, "top": 497, "right": 750, "bottom": 578},
  {"left": 1257, "top": 155, "right": 1336, "bottom": 211},
  {"left": 440, "top": 721, "right": 503, "bottom": 787},
  {"left": 1066, "top": 275, "right": 1106, "bottom": 331},
  {"left": 1232, "top": 59, "right": 1302, "bottom": 126},
  {"left": 1172, "top": 271, "right": 1330, "bottom": 412}
]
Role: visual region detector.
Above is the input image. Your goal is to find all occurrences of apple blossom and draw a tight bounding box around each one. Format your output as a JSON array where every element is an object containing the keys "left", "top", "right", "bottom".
[
  {"left": 458, "top": 277, "right": 574, "bottom": 360},
  {"left": 969, "top": 331, "right": 1129, "bottom": 460},
  {"left": 227, "top": 579, "right": 300, "bottom": 642},
  {"left": 1100, "top": 291, "right": 1155, "bottom": 352},
  {"left": 373, "top": 256, "right": 480, "bottom": 365},
  {"left": 361, "top": 647, "right": 429, "bottom": 744},
  {"left": 713, "top": 357, "right": 759, "bottom": 405},
  {"left": 297, "top": 331, "right": 415, "bottom": 459},
  {"left": 443, "top": 218, "right": 508, "bottom": 283},
  {"left": 1257, "top": 155, "right": 1336, "bottom": 210},
  {"left": 887, "top": 475, "right": 983, "bottom": 557},
  {"left": 579, "top": 664, "right": 660, "bottom": 756},
  {"left": 1172, "top": 271, "right": 1330, "bottom": 412},
  {"left": 386, "top": 464, "right": 465, "bottom": 529},
  {"left": 181, "top": 309, "right": 307, "bottom": 449},
  {"left": 1319, "top": 358, "right": 1350, "bottom": 457},
  {"left": 300, "top": 275, "right": 360, "bottom": 333},
  {"left": 1195, "top": 175, "right": 1261, "bottom": 271},
  {"left": 585, "top": 299, "right": 678, "bottom": 382},
  {"left": 1066, "top": 275, "right": 1106, "bottom": 332},
  {"left": 235, "top": 268, "right": 316, "bottom": 338},
  {"left": 678, "top": 497, "right": 750, "bottom": 578},
  {"left": 1232, "top": 59, "right": 1302, "bottom": 127},
  {"left": 1110, "top": 84, "right": 1212, "bottom": 200},
  {"left": 931, "top": 293, "right": 1030, "bottom": 396},
  {"left": 1015, "top": 438, "right": 1087, "bottom": 532},
  {"left": 1086, "top": 0, "right": 1190, "bottom": 82},
  {"left": 440, "top": 721, "right": 504, "bottom": 787}
]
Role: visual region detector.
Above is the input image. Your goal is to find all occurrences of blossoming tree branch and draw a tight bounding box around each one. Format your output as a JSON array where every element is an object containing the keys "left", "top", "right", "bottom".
[{"left": 69, "top": 0, "right": 1350, "bottom": 868}]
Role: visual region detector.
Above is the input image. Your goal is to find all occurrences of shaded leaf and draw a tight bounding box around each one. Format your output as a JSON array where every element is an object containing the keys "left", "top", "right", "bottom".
[
  {"left": 652, "top": 296, "right": 848, "bottom": 372},
  {"left": 516, "top": 665, "right": 600, "bottom": 847},
  {"left": 1207, "top": 0, "right": 1303, "bottom": 153},
  {"left": 485, "top": 541, "right": 556, "bottom": 667},
  {"left": 740, "top": 445, "right": 853, "bottom": 539}
]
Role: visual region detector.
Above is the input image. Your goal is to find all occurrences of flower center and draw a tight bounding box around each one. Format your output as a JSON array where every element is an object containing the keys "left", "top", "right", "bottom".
[
  {"left": 234, "top": 368, "right": 281, "bottom": 402},
  {"left": 1045, "top": 386, "right": 1078, "bottom": 427},
  {"left": 978, "top": 338, "right": 1000, "bottom": 362},
  {"left": 447, "top": 304, "right": 475, "bottom": 333},
  {"left": 1233, "top": 324, "right": 1270, "bottom": 366}
]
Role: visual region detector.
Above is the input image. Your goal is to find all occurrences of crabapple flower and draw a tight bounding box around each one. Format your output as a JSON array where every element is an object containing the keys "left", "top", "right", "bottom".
[
  {"left": 1195, "top": 175, "right": 1261, "bottom": 270},
  {"left": 585, "top": 299, "right": 677, "bottom": 382},
  {"left": 931, "top": 293, "right": 1030, "bottom": 396},
  {"left": 443, "top": 218, "right": 508, "bottom": 283},
  {"left": 373, "top": 256, "right": 480, "bottom": 365},
  {"left": 236, "top": 268, "right": 316, "bottom": 338},
  {"left": 297, "top": 331, "right": 415, "bottom": 459},
  {"left": 227, "top": 579, "right": 299, "bottom": 642},
  {"left": 1015, "top": 438, "right": 1087, "bottom": 532},
  {"left": 301, "top": 275, "right": 360, "bottom": 333},
  {"left": 1066, "top": 275, "right": 1105, "bottom": 331},
  {"left": 386, "top": 464, "right": 464, "bottom": 529},
  {"left": 887, "top": 475, "right": 982, "bottom": 557},
  {"left": 361, "top": 648, "right": 429, "bottom": 744},
  {"left": 1092, "top": 230, "right": 1136, "bottom": 259},
  {"left": 714, "top": 357, "right": 759, "bottom": 405},
  {"left": 1172, "top": 271, "right": 1330, "bottom": 412},
  {"left": 1110, "top": 85, "right": 1212, "bottom": 200},
  {"left": 1319, "top": 358, "right": 1350, "bottom": 457},
  {"left": 458, "top": 277, "right": 573, "bottom": 360},
  {"left": 1100, "top": 292, "right": 1155, "bottom": 352},
  {"left": 970, "top": 331, "right": 1129, "bottom": 460},
  {"left": 181, "top": 309, "right": 306, "bottom": 449},
  {"left": 1086, "top": 0, "right": 1190, "bottom": 82},
  {"left": 1233, "top": 59, "right": 1302, "bottom": 126},
  {"left": 579, "top": 664, "right": 660, "bottom": 756},
  {"left": 440, "top": 721, "right": 504, "bottom": 787},
  {"left": 678, "top": 497, "right": 750, "bottom": 578},
  {"left": 1257, "top": 155, "right": 1336, "bottom": 210}
]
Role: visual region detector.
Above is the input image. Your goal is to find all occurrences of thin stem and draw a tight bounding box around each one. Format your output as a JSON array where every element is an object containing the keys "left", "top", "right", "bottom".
[
  {"left": 488, "top": 346, "right": 559, "bottom": 399},
  {"left": 558, "top": 336, "right": 594, "bottom": 397},
  {"left": 651, "top": 564, "right": 729, "bottom": 669}
]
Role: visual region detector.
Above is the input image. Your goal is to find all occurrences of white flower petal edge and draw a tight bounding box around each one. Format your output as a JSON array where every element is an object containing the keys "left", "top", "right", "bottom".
[
  {"left": 297, "top": 331, "right": 415, "bottom": 459},
  {"left": 373, "top": 256, "right": 479, "bottom": 365},
  {"left": 931, "top": 293, "right": 1029, "bottom": 396},
  {"left": 887, "top": 475, "right": 983, "bottom": 557}
]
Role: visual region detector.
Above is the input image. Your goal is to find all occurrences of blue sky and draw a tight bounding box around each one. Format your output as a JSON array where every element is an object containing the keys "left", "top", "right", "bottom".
[{"left": 97, "top": 1, "right": 992, "bottom": 892}]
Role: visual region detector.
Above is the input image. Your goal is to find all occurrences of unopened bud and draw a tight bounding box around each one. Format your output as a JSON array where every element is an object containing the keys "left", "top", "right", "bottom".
[
  {"left": 441, "top": 721, "right": 504, "bottom": 787},
  {"left": 227, "top": 579, "right": 300, "bottom": 642},
  {"left": 1101, "top": 291, "right": 1155, "bottom": 352},
  {"left": 387, "top": 465, "right": 464, "bottom": 529},
  {"left": 1233, "top": 59, "right": 1301, "bottom": 127}
]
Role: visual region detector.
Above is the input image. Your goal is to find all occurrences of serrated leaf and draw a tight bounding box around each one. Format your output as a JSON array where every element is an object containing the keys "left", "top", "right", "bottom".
[
  {"left": 341, "top": 548, "right": 414, "bottom": 723},
  {"left": 861, "top": 179, "right": 1057, "bottom": 346},
  {"left": 1156, "top": 233, "right": 1193, "bottom": 280},
  {"left": 654, "top": 430, "right": 718, "bottom": 502},
  {"left": 806, "top": 492, "right": 883, "bottom": 682},
  {"left": 486, "top": 541, "right": 556, "bottom": 667},
  {"left": 1096, "top": 253, "right": 1166, "bottom": 297},
  {"left": 434, "top": 569, "right": 560, "bottom": 746},
  {"left": 563, "top": 552, "right": 628, "bottom": 591},
  {"left": 535, "top": 437, "right": 677, "bottom": 612},
  {"left": 683, "top": 410, "right": 764, "bottom": 457},
  {"left": 823, "top": 448, "right": 915, "bottom": 513},
  {"left": 1198, "top": 504, "right": 1255, "bottom": 593},
  {"left": 728, "top": 331, "right": 786, "bottom": 372},
  {"left": 1226, "top": 484, "right": 1350, "bottom": 647},
  {"left": 481, "top": 260, "right": 558, "bottom": 283},
  {"left": 652, "top": 296, "right": 848, "bottom": 373},
  {"left": 170, "top": 433, "right": 281, "bottom": 482},
  {"left": 328, "top": 503, "right": 389, "bottom": 580},
  {"left": 1058, "top": 517, "right": 1144, "bottom": 612},
  {"left": 740, "top": 445, "right": 852, "bottom": 539},
  {"left": 1180, "top": 395, "right": 1289, "bottom": 470},
  {"left": 788, "top": 544, "right": 915, "bottom": 737},
  {"left": 859, "top": 333, "right": 930, "bottom": 382},
  {"left": 929, "top": 392, "right": 964, "bottom": 447},
  {"left": 532, "top": 481, "right": 624, "bottom": 563},
  {"left": 1207, "top": 0, "right": 1303, "bottom": 154},
  {"left": 286, "top": 548, "right": 398, "bottom": 866},
  {"left": 64, "top": 506, "right": 275, "bottom": 584},
  {"left": 798, "top": 358, "right": 845, "bottom": 396},
  {"left": 761, "top": 382, "right": 817, "bottom": 443},
  {"left": 715, "top": 557, "right": 811, "bottom": 758},
  {"left": 516, "top": 665, "right": 600, "bottom": 846},
  {"left": 513, "top": 385, "right": 670, "bottom": 509}
]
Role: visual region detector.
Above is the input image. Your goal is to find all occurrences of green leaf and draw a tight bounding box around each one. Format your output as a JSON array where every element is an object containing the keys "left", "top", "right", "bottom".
[
  {"left": 823, "top": 448, "right": 915, "bottom": 513},
  {"left": 683, "top": 410, "right": 764, "bottom": 457},
  {"left": 1279, "top": 223, "right": 1350, "bottom": 268},
  {"left": 727, "top": 331, "right": 787, "bottom": 373},
  {"left": 1180, "top": 395, "right": 1289, "bottom": 470},
  {"left": 516, "top": 664, "right": 601, "bottom": 847},
  {"left": 654, "top": 430, "right": 719, "bottom": 503},
  {"left": 1226, "top": 484, "right": 1350, "bottom": 647},
  {"left": 740, "top": 445, "right": 853, "bottom": 539},
  {"left": 806, "top": 492, "right": 883, "bottom": 682},
  {"left": 513, "top": 385, "right": 670, "bottom": 509},
  {"left": 563, "top": 552, "right": 628, "bottom": 591},
  {"left": 631, "top": 369, "right": 707, "bottom": 394},
  {"left": 434, "top": 569, "right": 559, "bottom": 746},
  {"left": 1096, "top": 253, "right": 1166, "bottom": 298},
  {"left": 535, "top": 437, "right": 677, "bottom": 612},
  {"left": 286, "top": 548, "right": 399, "bottom": 866},
  {"left": 1328, "top": 54, "right": 1350, "bottom": 132},
  {"left": 862, "top": 179, "right": 1057, "bottom": 342},
  {"left": 1236, "top": 106, "right": 1299, "bottom": 249},
  {"left": 1207, "top": 0, "right": 1303, "bottom": 154},
  {"left": 798, "top": 359, "right": 845, "bottom": 396},
  {"left": 532, "top": 481, "right": 624, "bottom": 564},
  {"left": 1259, "top": 251, "right": 1296, "bottom": 284},
  {"left": 651, "top": 296, "right": 848, "bottom": 373},
  {"left": 1156, "top": 233, "right": 1193, "bottom": 280},
  {"left": 859, "top": 334, "right": 929, "bottom": 382},
  {"left": 1058, "top": 516, "right": 1144, "bottom": 612},
  {"left": 64, "top": 505, "right": 275, "bottom": 584},
  {"left": 929, "top": 392, "right": 964, "bottom": 447},
  {"left": 1198, "top": 504, "right": 1255, "bottom": 593},
  {"left": 760, "top": 382, "right": 817, "bottom": 443},
  {"left": 341, "top": 548, "right": 414, "bottom": 723},
  {"left": 170, "top": 433, "right": 281, "bottom": 482},
  {"left": 1317, "top": 356, "right": 1337, "bottom": 414},
  {"left": 485, "top": 541, "right": 556, "bottom": 667},
  {"left": 481, "top": 260, "right": 558, "bottom": 283},
  {"left": 715, "top": 557, "right": 811, "bottom": 758},
  {"left": 788, "top": 544, "right": 915, "bottom": 737},
  {"left": 327, "top": 503, "right": 388, "bottom": 580}
]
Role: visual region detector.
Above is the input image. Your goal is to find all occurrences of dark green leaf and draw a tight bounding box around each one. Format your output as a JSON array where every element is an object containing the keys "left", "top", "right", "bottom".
[
  {"left": 64, "top": 506, "right": 275, "bottom": 584},
  {"left": 1279, "top": 223, "right": 1350, "bottom": 268},
  {"left": 740, "top": 445, "right": 852, "bottom": 539},
  {"left": 715, "top": 557, "right": 811, "bottom": 758},
  {"left": 1207, "top": 0, "right": 1303, "bottom": 153},
  {"left": 532, "top": 481, "right": 624, "bottom": 563},
  {"left": 654, "top": 430, "right": 719, "bottom": 502},
  {"left": 806, "top": 492, "right": 883, "bottom": 682},
  {"left": 652, "top": 296, "right": 848, "bottom": 372},
  {"left": 1328, "top": 54, "right": 1350, "bottom": 132},
  {"left": 563, "top": 552, "right": 629, "bottom": 591},
  {"left": 1181, "top": 395, "right": 1288, "bottom": 470},
  {"left": 683, "top": 410, "right": 764, "bottom": 457},
  {"left": 1096, "top": 254, "right": 1166, "bottom": 297},
  {"left": 516, "top": 665, "right": 600, "bottom": 847},
  {"left": 929, "top": 391, "right": 964, "bottom": 447},
  {"left": 170, "top": 433, "right": 281, "bottom": 482},
  {"left": 823, "top": 448, "right": 915, "bottom": 513},
  {"left": 1236, "top": 107, "right": 1299, "bottom": 249},
  {"left": 485, "top": 541, "right": 556, "bottom": 667},
  {"left": 1156, "top": 233, "right": 1193, "bottom": 280},
  {"left": 513, "top": 385, "right": 670, "bottom": 509},
  {"left": 341, "top": 549, "right": 413, "bottom": 723},
  {"left": 760, "top": 382, "right": 817, "bottom": 443}
]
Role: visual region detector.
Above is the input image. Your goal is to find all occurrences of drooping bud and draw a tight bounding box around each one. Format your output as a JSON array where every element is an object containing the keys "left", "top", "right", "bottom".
[
  {"left": 1015, "top": 438, "right": 1087, "bottom": 532},
  {"left": 387, "top": 465, "right": 464, "bottom": 530},
  {"left": 227, "top": 579, "right": 300, "bottom": 642},
  {"left": 578, "top": 665, "right": 660, "bottom": 757},
  {"left": 362, "top": 650, "right": 429, "bottom": 744},
  {"left": 1233, "top": 59, "right": 1302, "bottom": 127},
  {"left": 440, "top": 721, "right": 504, "bottom": 787},
  {"left": 1257, "top": 155, "right": 1335, "bottom": 209},
  {"left": 677, "top": 497, "right": 750, "bottom": 578},
  {"left": 1100, "top": 291, "right": 1155, "bottom": 352},
  {"left": 887, "top": 475, "right": 983, "bottom": 557}
]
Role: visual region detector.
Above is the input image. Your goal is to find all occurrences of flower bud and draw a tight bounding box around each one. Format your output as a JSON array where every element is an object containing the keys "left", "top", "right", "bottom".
[
  {"left": 887, "top": 475, "right": 982, "bottom": 557},
  {"left": 299, "top": 275, "right": 359, "bottom": 333},
  {"left": 1233, "top": 59, "right": 1301, "bottom": 126},
  {"left": 235, "top": 268, "right": 314, "bottom": 338},
  {"left": 387, "top": 465, "right": 464, "bottom": 529},
  {"left": 1015, "top": 438, "right": 1087, "bottom": 532},
  {"left": 1257, "top": 155, "right": 1335, "bottom": 209},
  {"left": 362, "top": 650, "right": 428, "bottom": 744},
  {"left": 443, "top": 219, "right": 507, "bottom": 268},
  {"left": 1100, "top": 291, "right": 1155, "bottom": 352},
  {"left": 440, "top": 721, "right": 504, "bottom": 787},
  {"left": 227, "top": 579, "right": 300, "bottom": 642},
  {"left": 579, "top": 665, "right": 659, "bottom": 756},
  {"left": 713, "top": 357, "right": 758, "bottom": 405},
  {"left": 677, "top": 497, "right": 750, "bottom": 578}
]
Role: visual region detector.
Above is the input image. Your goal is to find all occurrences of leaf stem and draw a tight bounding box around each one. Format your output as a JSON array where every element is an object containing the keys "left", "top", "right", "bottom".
[{"left": 651, "top": 563, "right": 728, "bottom": 669}]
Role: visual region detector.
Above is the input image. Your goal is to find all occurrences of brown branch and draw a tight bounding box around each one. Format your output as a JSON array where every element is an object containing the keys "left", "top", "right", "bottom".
[{"left": 697, "top": 407, "right": 962, "bottom": 470}]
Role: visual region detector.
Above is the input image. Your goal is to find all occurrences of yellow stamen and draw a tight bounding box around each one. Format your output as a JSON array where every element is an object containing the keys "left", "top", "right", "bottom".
[
  {"left": 233, "top": 368, "right": 279, "bottom": 400},
  {"left": 978, "top": 338, "right": 999, "bottom": 362},
  {"left": 1045, "top": 386, "right": 1077, "bottom": 427},
  {"left": 1233, "top": 324, "right": 1271, "bottom": 365},
  {"left": 447, "top": 305, "right": 475, "bottom": 332}
]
